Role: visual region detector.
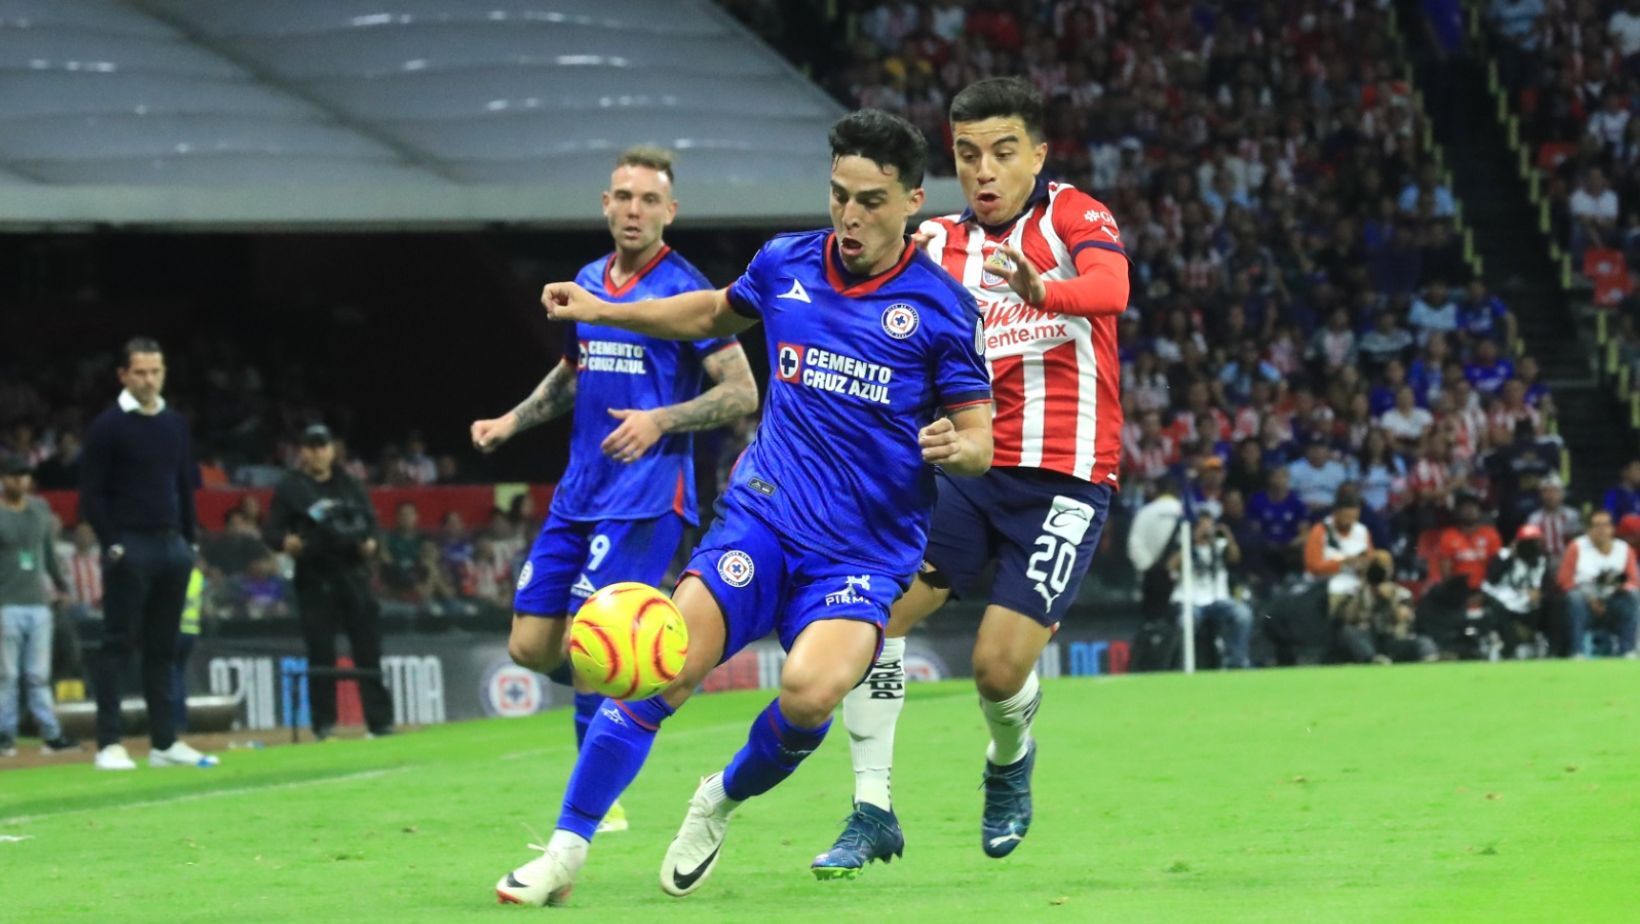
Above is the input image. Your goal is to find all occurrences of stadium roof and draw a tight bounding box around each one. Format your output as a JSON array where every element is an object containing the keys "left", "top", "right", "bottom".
[{"left": 0, "top": 0, "right": 964, "bottom": 229}]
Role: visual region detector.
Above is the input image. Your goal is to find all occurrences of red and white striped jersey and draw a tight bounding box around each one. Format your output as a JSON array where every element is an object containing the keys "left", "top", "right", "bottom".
[{"left": 919, "top": 179, "right": 1128, "bottom": 484}]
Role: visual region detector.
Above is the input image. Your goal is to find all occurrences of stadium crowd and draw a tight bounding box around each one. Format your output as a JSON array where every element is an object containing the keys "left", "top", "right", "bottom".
[
  {"left": 3, "top": 0, "right": 1636, "bottom": 660},
  {"left": 715, "top": 0, "right": 1640, "bottom": 659}
]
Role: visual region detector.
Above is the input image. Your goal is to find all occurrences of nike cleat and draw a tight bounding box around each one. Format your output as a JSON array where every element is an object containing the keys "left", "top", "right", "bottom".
[
  {"left": 660, "top": 773, "right": 736, "bottom": 897},
  {"left": 811, "top": 802, "right": 905, "bottom": 880},
  {"left": 980, "top": 740, "right": 1035, "bottom": 858},
  {"left": 495, "top": 842, "right": 580, "bottom": 907}
]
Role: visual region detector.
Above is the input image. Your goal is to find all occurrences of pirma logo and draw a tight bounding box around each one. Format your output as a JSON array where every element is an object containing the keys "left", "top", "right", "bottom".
[
  {"left": 480, "top": 661, "right": 547, "bottom": 718},
  {"left": 717, "top": 550, "right": 755, "bottom": 587},
  {"left": 880, "top": 303, "right": 919, "bottom": 339},
  {"left": 515, "top": 561, "right": 534, "bottom": 591}
]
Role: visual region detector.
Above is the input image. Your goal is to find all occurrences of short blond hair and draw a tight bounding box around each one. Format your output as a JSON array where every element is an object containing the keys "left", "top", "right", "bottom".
[{"left": 616, "top": 145, "right": 676, "bottom": 186}]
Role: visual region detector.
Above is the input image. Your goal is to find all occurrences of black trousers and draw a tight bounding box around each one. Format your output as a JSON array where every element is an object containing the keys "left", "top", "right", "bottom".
[
  {"left": 296, "top": 566, "right": 393, "bottom": 733},
  {"left": 95, "top": 531, "right": 192, "bottom": 749}
]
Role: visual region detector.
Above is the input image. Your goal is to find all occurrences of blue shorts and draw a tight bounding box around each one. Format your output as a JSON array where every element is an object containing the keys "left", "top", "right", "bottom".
[
  {"left": 923, "top": 468, "right": 1113, "bottom": 628},
  {"left": 682, "top": 504, "right": 902, "bottom": 662},
  {"left": 513, "top": 511, "right": 686, "bottom": 618}
]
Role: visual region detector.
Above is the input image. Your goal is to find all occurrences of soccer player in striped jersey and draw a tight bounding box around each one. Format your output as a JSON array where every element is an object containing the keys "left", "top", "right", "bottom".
[
  {"left": 469, "top": 146, "right": 758, "bottom": 833},
  {"left": 813, "top": 77, "right": 1130, "bottom": 878}
]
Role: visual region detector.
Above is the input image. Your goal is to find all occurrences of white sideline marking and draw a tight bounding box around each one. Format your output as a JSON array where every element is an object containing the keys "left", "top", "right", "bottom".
[{"left": 1, "top": 767, "right": 408, "bottom": 827}]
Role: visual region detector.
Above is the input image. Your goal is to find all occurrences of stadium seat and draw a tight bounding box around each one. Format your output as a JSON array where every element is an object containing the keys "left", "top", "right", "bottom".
[{"left": 1583, "top": 248, "right": 1632, "bottom": 308}]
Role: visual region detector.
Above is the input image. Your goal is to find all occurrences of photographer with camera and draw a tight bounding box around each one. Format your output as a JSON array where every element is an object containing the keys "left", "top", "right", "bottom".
[
  {"left": 1482, "top": 524, "right": 1556, "bottom": 658},
  {"left": 1167, "top": 512, "right": 1254, "bottom": 669},
  {"left": 1334, "top": 549, "right": 1438, "bottom": 664},
  {"left": 266, "top": 425, "right": 394, "bottom": 738},
  {"left": 1556, "top": 510, "right": 1640, "bottom": 658}
]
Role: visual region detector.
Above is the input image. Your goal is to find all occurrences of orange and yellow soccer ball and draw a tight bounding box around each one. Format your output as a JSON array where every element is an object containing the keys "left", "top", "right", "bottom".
[{"left": 569, "top": 583, "right": 689, "bottom": 700}]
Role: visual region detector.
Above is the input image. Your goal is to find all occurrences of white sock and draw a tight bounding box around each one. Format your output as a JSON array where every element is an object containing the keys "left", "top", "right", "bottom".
[
  {"left": 702, "top": 773, "right": 741, "bottom": 813},
  {"left": 980, "top": 670, "right": 1040, "bottom": 766},
  {"left": 546, "top": 829, "right": 589, "bottom": 872},
  {"left": 842, "top": 636, "right": 906, "bottom": 811}
]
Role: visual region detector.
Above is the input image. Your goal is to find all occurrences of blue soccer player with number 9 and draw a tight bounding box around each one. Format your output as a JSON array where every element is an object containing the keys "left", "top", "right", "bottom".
[{"left": 469, "top": 146, "right": 759, "bottom": 834}]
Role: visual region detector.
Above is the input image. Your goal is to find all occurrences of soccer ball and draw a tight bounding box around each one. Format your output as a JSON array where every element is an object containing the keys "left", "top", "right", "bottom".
[{"left": 569, "top": 583, "right": 689, "bottom": 700}]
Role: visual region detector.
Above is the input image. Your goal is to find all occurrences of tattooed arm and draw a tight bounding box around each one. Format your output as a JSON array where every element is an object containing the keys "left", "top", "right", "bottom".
[
  {"left": 470, "top": 359, "right": 577, "bottom": 453},
  {"left": 600, "top": 343, "right": 759, "bottom": 463}
]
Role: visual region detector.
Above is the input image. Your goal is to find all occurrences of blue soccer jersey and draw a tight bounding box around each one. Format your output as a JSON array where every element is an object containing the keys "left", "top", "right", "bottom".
[
  {"left": 723, "top": 229, "right": 992, "bottom": 578},
  {"left": 551, "top": 246, "right": 735, "bottom": 525}
]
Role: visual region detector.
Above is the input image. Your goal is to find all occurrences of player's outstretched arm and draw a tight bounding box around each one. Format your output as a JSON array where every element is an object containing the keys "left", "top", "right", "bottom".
[
  {"left": 918, "top": 404, "right": 994, "bottom": 477},
  {"left": 470, "top": 358, "right": 576, "bottom": 453},
  {"left": 600, "top": 344, "right": 759, "bottom": 463},
  {"left": 542, "top": 282, "right": 756, "bottom": 340}
]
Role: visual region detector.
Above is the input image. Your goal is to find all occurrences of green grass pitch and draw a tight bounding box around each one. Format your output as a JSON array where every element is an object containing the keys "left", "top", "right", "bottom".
[{"left": 3, "top": 661, "right": 1634, "bottom": 923}]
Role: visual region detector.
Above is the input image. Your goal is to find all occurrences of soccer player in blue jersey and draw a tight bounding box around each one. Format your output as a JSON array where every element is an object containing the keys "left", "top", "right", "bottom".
[
  {"left": 469, "top": 146, "right": 757, "bottom": 832},
  {"left": 494, "top": 110, "right": 994, "bottom": 906}
]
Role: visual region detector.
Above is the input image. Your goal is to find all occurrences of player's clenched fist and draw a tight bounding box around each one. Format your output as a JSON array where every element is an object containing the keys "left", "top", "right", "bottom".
[
  {"left": 919, "top": 417, "right": 971, "bottom": 465},
  {"left": 541, "top": 281, "right": 609, "bottom": 322},
  {"left": 470, "top": 415, "right": 516, "bottom": 453}
]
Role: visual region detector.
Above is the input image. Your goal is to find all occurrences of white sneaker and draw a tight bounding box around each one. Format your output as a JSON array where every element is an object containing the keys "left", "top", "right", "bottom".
[
  {"left": 149, "top": 740, "right": 219, "bottom": 768},
  {"left": 495, "top": 835, "right": 585, "bottom": 907},
  {"left": 660, "top": 773, "right": 739, "bottom": 897},
  {"left": 94, "top": 743, "right": 137, "bottom": 771}
]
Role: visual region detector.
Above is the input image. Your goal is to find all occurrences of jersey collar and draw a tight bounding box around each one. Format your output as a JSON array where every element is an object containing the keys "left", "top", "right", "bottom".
[
  {"left": 823, "top": 233, "right": 917, "bottom": 297},
  {"left": 603, "top": 244, "right": 672, "bottom": 298},
  {"left": 117, "top": 389, "right": 166, "bottom": 415},
  {"left": 958, "top": 175, "right": 1052, "bottom": 234}
]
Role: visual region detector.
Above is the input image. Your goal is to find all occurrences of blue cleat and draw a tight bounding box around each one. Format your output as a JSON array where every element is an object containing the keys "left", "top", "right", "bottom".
[
  {"left": 980, "top": 740, "right": 1035, "bottom": 858},
  {"left": 811, "top": 802, "right": 905, "bottom": 880}
]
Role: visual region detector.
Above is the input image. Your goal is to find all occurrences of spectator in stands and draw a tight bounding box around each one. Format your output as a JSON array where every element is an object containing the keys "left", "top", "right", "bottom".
[
  {"left": 1409, "top": 281, "right": 1460, "bottom": 345},
  {"left": 1613, "top": 0, "right": 1640, "bottom": 58},
  {"left": 1288, "top": 433, "right": 1350, "bottom": 512},
  {"left": 438, "top": 511, "right": 475, "bottom": 589},
  {"left": 468, "top": 536, "right": 515, "bottom": 609},
  {"left": 1187, "top": 456, "right": 1227, "bottom": 520},
  {"left": 33, "top": 431, "right": 81, "bottom": 491},
  {"left": 1308, "top": 308, "right": 1359, "bottom": 374},
  {"left": 1569, "top": 167, "right": 1620, "bottom": 258},
  {"left": 1604, "top": 460, "right": 1640, "bottom": 519},
  {"left": 1359, "top": 311, "right": 1415, "bottom": 373},
  {"left": 1335, "top": 549, "right": 1438, "bottom": 664},
  {"left": 1128, "top": 477, "right": 1186, "bottom": 623},
  {"left": 484, "top": 507, "right": 524, "bottom": 570},
  {"left": 412, "top": 538, "right": 459, "bottom": 612},
  {"left": 1515, "top": 355, "right": 1553, "bottom": 408},
  {"left": 1419, "top": 221, "right": 1471, "bottom": 288},
  {"left": 58, "top": 521, "right": 103, "bottom": 620},
  {"left": 1587, "top": 90, "right": 1631, "bottom": 152},
  {"left": 1168, "top": 513, "right": 1254, "bottom": 669},
  {"left": 1398, "top": 164, "right": 1457, "bottom": 218},
  {"left": 383, "top": 501, "right": 423, "bottom": 595},
  {"left": 435, "top": 455, "right": 463, "bottom": 485},
  {"left": 1457, "top": 280, "right": 1515, "bottom": 348},
  {"left": 399, "top": 434, "right": 437, "bottom": 486},
  {"left": 1305, "top": 485, "right": 1375, "bottom": 616},
  {"left": 1408, "top": 332, "right": 1452, "bottom": 404},
  {"left": 203, "top": 508, "right": 267, "bottom": 577},
  {"left": 235, "top": 554, "right": 289, "bottom": 620},
  {"left": 1250, "top": 466, "right": 1310, "bottom": 578},
  {"left": 1558, "top": 510, "right": 1640, "bottom": 657},
  {"left": 1487, "top": 419, "right": 1560, "bottom": 535},
  {"left": 1463, "top": 338, "right": 1515, "bottom": 397},
  {"left": 1225, "top": 438, "right": 1266, "bottom": 499},
  {"left": 1527, "top": 474, "right": 1582, "bottom": 564},
  {"left": 1356, "top": 429, "right": 1409, "bottom": 519},
  {"left": 1217, "top": 339, "right": 1281, "bottom": 405},
  {"left": 1483, "top": 524, "right": 1555, "bottom": 658},
  {"left": 1380, "top": 385, "right": 1436, "bottom": 447}
]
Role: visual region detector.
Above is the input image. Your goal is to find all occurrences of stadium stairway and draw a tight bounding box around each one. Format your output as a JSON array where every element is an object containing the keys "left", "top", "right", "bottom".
[{"left": 1411, "top": 50, "right": 1632, "bottom": 492}]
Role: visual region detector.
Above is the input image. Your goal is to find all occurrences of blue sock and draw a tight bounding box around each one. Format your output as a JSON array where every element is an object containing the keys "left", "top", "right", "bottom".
[
  {"left": 572, "top": 692, "right": 601, "bottom": 750},
  {"left": 556, "top": 696, "right": 673, "bottom": 840},
  {"left": 722, "top": 698, "right": 831, "bottom": 802}
]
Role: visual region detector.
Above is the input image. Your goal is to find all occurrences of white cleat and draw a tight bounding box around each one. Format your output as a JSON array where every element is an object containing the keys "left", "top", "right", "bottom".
[
  {"left": 94, "top": 743, "right": 137, "bottom": 771},
  {"left": 149, "top": 740, "right": 219, "bottom": 768},
  {"left": 660, "top": 773, "right": 738, "bottom": 897},
  {"left": 496, "top": 840, "right": 582, "bottom": 907}
]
